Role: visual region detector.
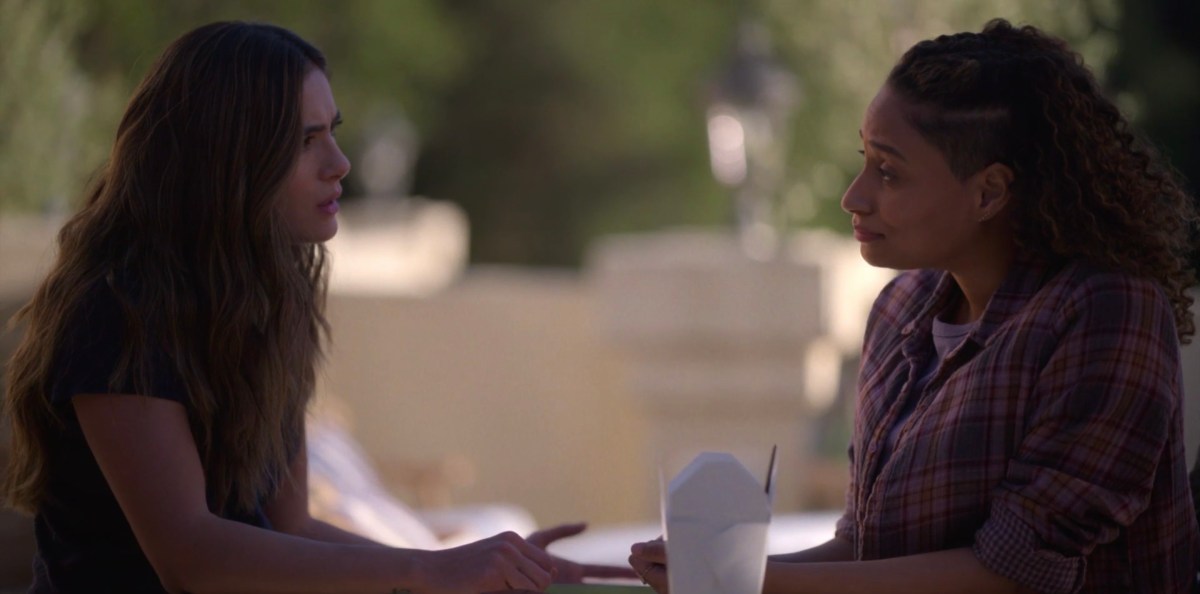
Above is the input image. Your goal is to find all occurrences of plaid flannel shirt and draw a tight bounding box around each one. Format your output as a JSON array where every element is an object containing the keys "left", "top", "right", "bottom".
[{"left": 835, "top": 260, "right": 1197, "bottom": 593}]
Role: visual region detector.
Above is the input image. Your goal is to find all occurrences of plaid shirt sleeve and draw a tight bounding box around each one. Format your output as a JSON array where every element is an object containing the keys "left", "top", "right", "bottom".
[{"left": 972, "top": 273, "right": 1183, "bottom": 593}]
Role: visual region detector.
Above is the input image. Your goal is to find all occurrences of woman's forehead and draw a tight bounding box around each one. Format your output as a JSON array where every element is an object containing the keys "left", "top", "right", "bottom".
[
  {"left": 861, "top": 86, "right": 910, "bottom": 141},
  {"left": 301, "top": 69, "right": 338, "bottom": 123},
  {"left": 861, "top": 86, "right": 939, "bottom": 159}
]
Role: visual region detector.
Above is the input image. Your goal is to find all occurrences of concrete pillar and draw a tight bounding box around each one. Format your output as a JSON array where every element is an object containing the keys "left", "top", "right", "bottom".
[{"left": 589, "top": 230, "right": 828, "bottom": 514}]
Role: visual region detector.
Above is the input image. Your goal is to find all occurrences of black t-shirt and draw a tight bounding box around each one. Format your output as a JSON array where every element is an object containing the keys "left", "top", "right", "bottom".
[{"left": 31, "top": 280, "right": 271, "bottom": 593}]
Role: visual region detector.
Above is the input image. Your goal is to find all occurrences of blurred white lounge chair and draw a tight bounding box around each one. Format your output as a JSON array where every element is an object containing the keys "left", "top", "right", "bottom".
[
  {"left": 305, "top": 408, "right": 537, "bottom": 550},
  {"left": 304, "top": 405, "right": 841, "bottom": 567}
]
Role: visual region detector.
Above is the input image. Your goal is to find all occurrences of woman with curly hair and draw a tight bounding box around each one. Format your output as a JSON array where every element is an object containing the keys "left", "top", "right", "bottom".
[
  {"left": 1, "top": 21, "right": 620, "bottom": 594},
  {"left": 631, "top": 18, "right": 1199, "bottom": 594}
]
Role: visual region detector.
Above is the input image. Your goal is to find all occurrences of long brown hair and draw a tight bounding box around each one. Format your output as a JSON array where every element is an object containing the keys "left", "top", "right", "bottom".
[
  {"left": 3, "top": 22, "right": 330, "bottom": 514},
  {"left": 887, "top": 19, "right": 1199, "bottom": 342}
]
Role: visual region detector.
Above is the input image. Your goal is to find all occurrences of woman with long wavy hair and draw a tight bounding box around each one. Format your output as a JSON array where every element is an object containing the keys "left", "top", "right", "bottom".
[
  {"left": 1, "top": 21, "right": 611, "bottom": 594},
  {"left": 631, "top": 19, "right": 1199, "bottom": 594}
]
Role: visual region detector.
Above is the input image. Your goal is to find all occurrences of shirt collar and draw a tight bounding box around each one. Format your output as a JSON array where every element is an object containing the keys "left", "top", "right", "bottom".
[{"left": 900, "top": 258, "right": 1060, "bottom": 347}]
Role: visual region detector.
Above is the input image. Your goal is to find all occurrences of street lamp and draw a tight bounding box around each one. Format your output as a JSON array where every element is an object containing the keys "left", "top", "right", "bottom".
[{"left": 706, "top": 20, "right": 799, "bottom": 260}]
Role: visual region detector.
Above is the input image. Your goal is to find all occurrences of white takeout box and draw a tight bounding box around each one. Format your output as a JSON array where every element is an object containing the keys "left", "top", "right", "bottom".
[{"left": 665, "top": 452, "right": 773, "bottom": 594}]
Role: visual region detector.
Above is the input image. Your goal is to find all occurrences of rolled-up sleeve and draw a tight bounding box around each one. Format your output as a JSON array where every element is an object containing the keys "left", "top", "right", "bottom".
[
  {"left": 971, "top": 275, "right": 1179, "bottom": 593},
  {"left": 974, "top": 502, "right": 1087, "bottom": 592}
]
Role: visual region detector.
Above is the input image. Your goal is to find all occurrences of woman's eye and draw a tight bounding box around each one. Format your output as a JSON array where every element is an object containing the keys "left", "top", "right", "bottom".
[{"left": 858, "top": 149, "right": 897, "bottom": 183}]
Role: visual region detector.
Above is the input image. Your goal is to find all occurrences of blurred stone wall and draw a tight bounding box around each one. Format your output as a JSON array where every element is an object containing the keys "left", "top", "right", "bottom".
[{"left": 319, "top": 267, "right": 653, "bottom": 527}]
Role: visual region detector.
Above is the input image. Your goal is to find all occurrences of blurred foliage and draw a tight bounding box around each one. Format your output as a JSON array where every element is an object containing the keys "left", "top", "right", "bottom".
[
  {"left": 757, "top": 0, "right": 1119, "bottom": 236},
  {"left": 0, "top": 0, "right": 123, "bottom": 213},
  {"left": 412, "top": 1, "right": 741, "bottom": 265},
  {"left": 0, "top": 0, "right": 464, "bottom": 217},
  {"left": 2, "top": 0, "right": 1194, "bottom": 267},
  {"left": 1107, "top": 0, "right": 1200, "bottom": 198}
]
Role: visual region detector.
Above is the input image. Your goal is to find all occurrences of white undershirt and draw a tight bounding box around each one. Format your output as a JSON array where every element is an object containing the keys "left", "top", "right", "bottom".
[{"left": 880, "top": 316, "right": 977, "bottom": 460}]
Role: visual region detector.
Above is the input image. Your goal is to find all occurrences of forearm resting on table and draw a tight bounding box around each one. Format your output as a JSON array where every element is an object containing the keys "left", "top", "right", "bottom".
[
  {"left": 769, "top": 537, "right": 854, "bottom": 564},
  {"left": 290, "top": 516, "right": 387, "bottom": 547},
  {"left": 71, "top": 394, "right": 437, "bottom": 593},
  {"left": 161, "top": 512, "right": 421, "bottom": 594},
  {"left": 764, "top": 547, "right": 1025, "bottom": 594}
]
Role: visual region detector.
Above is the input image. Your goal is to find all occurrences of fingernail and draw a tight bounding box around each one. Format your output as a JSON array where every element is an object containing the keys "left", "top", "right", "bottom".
[{"left": 631, "top": 543, "right": 644, "bottom": 554}]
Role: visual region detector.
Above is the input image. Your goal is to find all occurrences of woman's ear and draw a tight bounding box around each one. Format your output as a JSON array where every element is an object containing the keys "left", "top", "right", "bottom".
[{"left": 974, "top": 162, "right": 1014, "bottom": 223}]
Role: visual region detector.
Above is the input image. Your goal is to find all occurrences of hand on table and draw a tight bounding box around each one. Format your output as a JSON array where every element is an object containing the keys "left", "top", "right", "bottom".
[
  {"left": 528, "top": 522, "right": 640, "bottom": 583},
  {"left": 628, "top": 538, "right": 667, "bottom": 593},
  {"left": 416, "top": 530, "right": 555, "bottom": 593}
]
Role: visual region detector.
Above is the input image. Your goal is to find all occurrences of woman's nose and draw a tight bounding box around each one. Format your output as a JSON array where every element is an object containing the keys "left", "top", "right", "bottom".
[
  {"left": 840, "top": 173, "right": 872, "bottom": 215},
  {"left": 326, "top": 143, "right": 351, "bottom": 181}
]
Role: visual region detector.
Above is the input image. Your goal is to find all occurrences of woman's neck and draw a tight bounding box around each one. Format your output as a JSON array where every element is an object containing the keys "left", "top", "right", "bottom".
[
  {"left": 947, "top": 230, "right": 1016, "bottom": 325},
  {"left": 949, "top": 274, "right": 1002, "bottom": 324}
]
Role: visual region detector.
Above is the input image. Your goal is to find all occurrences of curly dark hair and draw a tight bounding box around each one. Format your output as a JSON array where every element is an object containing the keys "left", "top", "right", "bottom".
[{"left": 887, "top": 18, "right": 1199, "bottom": 343}]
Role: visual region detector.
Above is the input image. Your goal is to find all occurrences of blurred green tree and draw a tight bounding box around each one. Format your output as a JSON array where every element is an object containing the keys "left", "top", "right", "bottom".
[
  {"left": 0, "top": 0, "right": 122, "bottom": 214},
  {"left": 0, "top": 0, "right": 464, "bottom": 214},
  {"left": 412, "top": 0, "right": 740, "bottom": 266},
  {"left": 9, "top": 0, "right": 1184, "bottom": 271},
  {"left": 1106, "top": 0, "right": 1200, "bottom": 200}
]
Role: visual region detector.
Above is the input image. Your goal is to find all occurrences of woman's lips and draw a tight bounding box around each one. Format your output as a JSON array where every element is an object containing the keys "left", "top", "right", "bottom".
[
  {"left": 853, "top": 226, "right": 883, "bottom": 242},
  {"left": 318, "top": 187, "right": 342, "bottom": 215}
]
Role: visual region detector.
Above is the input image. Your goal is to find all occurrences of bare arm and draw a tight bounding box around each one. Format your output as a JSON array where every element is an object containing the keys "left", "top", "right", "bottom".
[
  {"left": 74, "top": 393, "right": 554, "bottom": 594},
  {"left": 631, "top": 541, "right": 1026, "bottom": 594},
  {"left": 263, "top": 425, "right": 383, "bottom": 547},
  {"left": 293, "top": 516, "right": 385, "bottom": 547},
  {"left": 767, "top": 537, "right": 854, "bottom": 564},
  {"left": 763, "top": 547, "right": 1027, "bottom": 594},
  {"left": 628, "top": 536, "right": 853, "bottom": 587},
  {"left": 267, "top": 423, "right": 638, "bottom": 583}
]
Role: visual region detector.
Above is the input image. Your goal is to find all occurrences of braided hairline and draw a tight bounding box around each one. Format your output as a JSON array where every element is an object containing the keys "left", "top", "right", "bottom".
[{"left": 889, "top": 19, "right": 1199, "bottom": 343}]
